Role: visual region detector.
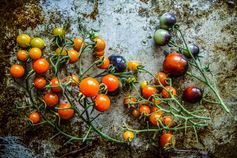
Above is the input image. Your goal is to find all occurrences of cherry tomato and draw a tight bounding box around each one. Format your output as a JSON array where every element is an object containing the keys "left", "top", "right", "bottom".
[
  {"left": 160, "top": 12, "right": 176, "bottom": 29},
  {"left": 29, "top": 47, "right": 42, "bottom": 60},
  {"left": 162, "top": 86, "right": 177, "bottom": 98},
  {"left": 32, "top": 58, "right": 49, "bottom": 74},
  {"left": 73, "top": 38, "right": 85, "bottom": 51},
  {"left": 149, "top": 112, "right": 163, "bottom": 125},
  {"left": 66, "top": 74, "right": 79, "bottom": 86},
  {"left": 29, "top": 112, "right": 40, "bottom": 124},
  {"left": 17, "top": 50, "right": 28, "bottom": 61},
  {"left": 154, "top": 72, "right": 167, "bottom": 86},
  {"left": 30, "top": 37, "right": 45, "bottom": 49},
  {"left": 182, "top": 86, "right": 203, "bottom": 103},
  {"left": 123, "top": 96, "right": 137, "bottom": 107},
  {"left": 97, "top": 56, "right": 110, "bottom": 69},
  {"left": 79, "top": 77, "right": 99, "bottom": 97},
  {"left": 139, "top": 105, "right": 151, "bottom": 115},
  {"left": 142, "top": 85, "right": 157, "bottom": 99},
  {"left": 127, "top": 61, "right": 139, "bottom": 72},
  {"left": 109, "top": 55, "right": 127, "bottom": 72},
  {"left": 44, "top": 92, "right": 59, "bottom": 107},
  {"left": 34, "top": 77, "right": 47, "bottom": 89},
  {"left": 154, "top": 29, "right": 171, "bottom": 46},
  {"left": 95, "top": 50, "right": 104, "bottom": 57},
  {"left": 68, "top": 49, "right": 79, "bottom": 63},
  {"left": 102, "top": 74, "right": 119, "bottom": 92},
  {"left": 16, "top": 34, "right": 31, "bottom": 48},
  {"left": 123, "top": 131, "right": 135, "bottom": 142},
  {"left": 132, "top": 109, "right": 140, "bottom": 118},
  {"left": 50, "top": 77, "right": 62, "bottom": 93},
  {"left": 94, "top": 94, "right": 110, "bottom": 112},
  {"left": 94, "top": 37, "right": 106, "bottom": 52},
  {"left": 163, "top": 116, "right": 173, "bottom": 127},
  {"left": 58, "top": 103, "right": 74, "bottom": 120},
  {"left": 53, "top": 27, "right": 65, "bottom": 37},
  {"left": 139, "top": 101, "right": 150, "bottom": 107},
  {"left": 55, "top": 47, "right": 67, "bottom": 55},
  {"left": 151, "top": 106, "right": 159, "bottom": 113},
  {"left": 151, "top": 97, "right": 161, "bottom": 105},
  {"left": 182, "top": 43, "right": 199, "bottom": 58},
  {"left": 163, "top": 52, "right": 188, "bottom": 76},
  {"left": 10, "top": 64, "right": 25, "bottom": 78},
  {"left": 160, "top": 133, "right": 176, "bottom": 148},
  {"left": 140, "top": 81, "right": 148, "bottom": 90}
]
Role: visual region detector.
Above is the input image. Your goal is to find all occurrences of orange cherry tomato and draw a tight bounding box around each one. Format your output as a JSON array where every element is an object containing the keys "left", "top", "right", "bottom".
[
  {"left": 73, "top": 38, "right": 86, "bottom": 51},
  {"left": 55, "top": 47, "right": 67, "bottom": 55},
  {"left": 127, "top": 61, "right": 139, "bottom": 72},
  {"left": 123, "top": 131, "right": 135, "bottom": 142},
  {"left": 29, "top": 112, "right": 40, "bottom": 124},
  {"left": 97, "top": 56, "right": 110, "bottom": 69},
  {"left": 160, "top": 133, "right": 176, "bottom": 148},
  {"left": 149, "top": 112, "right": 163, "bottom": 125},
  {"left": 132, "top": 109, "right": 140, "bottom": 118},
  {"left": 17, "top": 50, "right": 28, "bottom": 61},
  {"left": 58, "top": 103, "right": 74, "bottom": 120},
  {"left": 66, "top": 74, "right": 79, "bottom": 86},
  {"left": 139, "top": 105, "right": 151, "bottom": 115},
  {"left": 151, "top": 97, "right": 161, "bottom": 105},
  {"left": 163, "top": 116, "right": 173, "bottom": 127},
  {"left": 151, "top": 106, "right": 159, "bottom": 113},
  {"left": 142, "top": 85, "right": 157, "bottom": 99},
  {"left": 162, "top": 86, "right": 177, "bottom": 98},
  {"left": 95, "top": 50, "right": 105, "bottom": 57},
  {"left": 50, "top": 77, "right": 62, "bottom": 93},
  {"left": 32, "top": 58, "right": 49, "bottom": 74},
  {"left": 10, "top": 64, "right": 25, "bottom": 78},
  {"left": 94, "top": 94, "right": 110, "bottom": 112},
  {"left": 29, "top": 47, "right": 42, "bottom": 60},
  {"left": 68, "top": 49, "right": 79, "bottom": 63},
  {"left": 94, "top": 37, "right": 106, "bottom": 52},
  {"left": 34, "top": 77, "right": 47, "bottom": 89},
  {"left": 44, "top": 92, "right": 59, "bottom": 107},
  {"left": 154, "top": 72, "right": 167, "bottom": 86},
  {"left": 102, "top": 74, "right": 119, "bottom": 92},
  {"left": 79, "top": 77, "right": 100, "bottom": 97},
  {"left": 123, "top": 96, "right": 137, "bottom": 107}
]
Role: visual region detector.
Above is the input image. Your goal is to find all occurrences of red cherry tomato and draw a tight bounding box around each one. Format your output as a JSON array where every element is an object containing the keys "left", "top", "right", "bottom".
[
  {"left": 154, "top": 72, "right": 167, "bottom": 86},
  {"left": 160, "top": 133, "right": 176, "bottom": 148},
  {"left": 34, "top": 77, "right": 47, "bottom": 89},
  {"left": 149, "top": 112, "right": 163, "bottom": 125},
  {"left": 142, "top": 85, "right": 157, "bottom": 99},
  {"left": 162, "top": 86, "right": 177, "bottom": 98},
  {"left": 29, "top": 112, "right": 40, "bottom": 124},
  {"left": 32, "top": 58, "right": 49, "bottom": 74},
  {"left": 44, "top": 92, "right": 59, "bottom": 107},
  {"left": 102, "top": 74, "right": 119, "bottom": 92},
  {"left": 139, "top": 105, "right": 151, "bottom": 115},
  {"left": 50, "top": 77, "right": 62, "bottom": 93},
  {"left": 58, "top": 103, "right": 74, "bottom": 120},
  {"left": 94, "top": 94, "right": 110, "bottom": 112}
]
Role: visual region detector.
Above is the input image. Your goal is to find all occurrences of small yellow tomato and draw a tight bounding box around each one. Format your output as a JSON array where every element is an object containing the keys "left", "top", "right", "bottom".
[
  {"left": 53, "top": 27, "right": 65, "bottom": 37},
  {"left": 127, "top": 61, "right": 139, "bottom": 72},
  {"left": 55, "top": 47, "right": 67, "bottom": 55},
  {"left": 30, "top": 37, "right": 45, "bottom": 49},
  {"left": 140, "top": 81, "right": 148, "bottom": 89},
  {"left": 123, "top": 131, "right": 135, "bottom": 142},
  {"left": 16, "top": 34, "right": 31, "bottom": 48}
]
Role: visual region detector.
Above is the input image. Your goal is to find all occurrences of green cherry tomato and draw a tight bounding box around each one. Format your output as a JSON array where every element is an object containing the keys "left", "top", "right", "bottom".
[
  {"left": 30, "top": 37, "right": 45, "bottom": 49},
  {"left": 53, "top": 27, "right": 65, "bottom": 37},
  {"left": 154, "top": 29, "right": 171, "bottom": 46}
]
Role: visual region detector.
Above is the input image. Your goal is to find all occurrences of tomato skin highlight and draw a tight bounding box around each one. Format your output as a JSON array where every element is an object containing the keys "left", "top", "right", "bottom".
[
  {"left": 17, "top": 50, "right": 28, "bottom": 61},
  {"left": 123, "top": 131, "right": 135, "bottom": 142},
  {"left": 50, "top": 78, "right": 62, "bottom": 93},
  {"left": 32, "top": 58, "right": 49, "bottom": 74},
  {"left": 17, "top": 34, "right": 31, "bottom": 48},
  {"left": 58, "top": 103, "right": 74, "bottom": 120},
  {"left": 79, "top": 77, "right": 100, "bottom": 97},
  {"left": 44, "top": 92, "right": 59, "bottom": 107},
  {"left": 34, "top": 77, "right": 47, "bottom": 89},
  {"left": 142, "top": 85, "right": 157, "bottom": 99},
  {"left": 94, "top": 94, "right": 111, "bottom": 112},
  {"left": 94, "top": 37, "right": 106, "bottom": 52},
  {"left": 10, "top": 64, "right": 25, "bottom": 78},
  {"left": 162, "top": 86, "right": 177, "bottom": 98},
  {"left": 102, "top": 74, "right": 119, "bottom": 92},
  {"left": 154, "top": 72, "right": 167, "bottom": 86},
  {"left": 160, "top": 133, "right": 176, "bottom": 148},
  {"left": 29, "top": 112, "right": 40, "bottom": 124},
  {"left": 29, "top": 47, "right": 42, "bottom": 60},
  {"left": 182, "top": 86, "right": 203, "bottom": 103}
]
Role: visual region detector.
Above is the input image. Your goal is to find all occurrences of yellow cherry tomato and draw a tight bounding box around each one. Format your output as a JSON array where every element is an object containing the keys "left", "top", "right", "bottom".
[
  {"left": 127, "top": 61, "right": 139, "bottom": 72},
  {"left": 30, "top": 37, "right": 45, "bottom": 49},
  {"left": 123, "top": 131, "right": 135, "bottom": 142},
  {"left": 140, "top": 81, "right": 148, "bottom": 89},
  {"left": 53, "top": 27, "right": 65, "bottom": 37},
  {"left": 16, "top": 34, "right": 31, "bottom": 48},
  {"left": 55, "top": 47, "right": 67, "bottom": 55}
]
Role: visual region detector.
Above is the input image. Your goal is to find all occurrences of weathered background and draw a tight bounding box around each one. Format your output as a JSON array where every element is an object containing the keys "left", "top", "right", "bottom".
[{"left": 0, "top": 0, "right": 236, "bottom": 157}]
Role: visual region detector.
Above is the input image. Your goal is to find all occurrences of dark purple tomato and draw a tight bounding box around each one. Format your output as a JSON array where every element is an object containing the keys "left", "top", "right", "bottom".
[
  {"left": 109, "top": 55, "right": 127, "bottom": 72},
  {"left": 182, "top": 86, "right": 203, "bottom": 103},
  {"left": 182, "top": 43, "right": 200, "bottom": 58},
  {"left": 154, "top": 29, "right": 171, "bottom": 46},
  {"left": 160, "top": 12, "right": 177, "bottom": 29}
]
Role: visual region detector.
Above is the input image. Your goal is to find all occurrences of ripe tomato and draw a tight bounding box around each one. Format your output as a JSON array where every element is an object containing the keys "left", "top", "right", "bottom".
[
  {"left": 140, "top": 81, "right": 148, "bottom": 90},
  {"left": 68, "top": 49, "right": 79, "bottom": 63},
  {"left": 55, "top": 47, "right": 67, "bottom": 55},
  {"left": 151, "top": 106, "right": 159, "bottom": 113},
  {"left": 162, "top": 86, "right": 177, "bottom": 98},
  {"left": 139, "top": 105, "right": 151, "bottom": 115},
  {"left": 34, "top": 77, "right": 47, "bottom": 89},
  {"left": 94, "top": 94, "right": 110, "bottom": 112},
  {"left": 66, "top": 74, "right": 79, "bottom": 86},
  {"left": 73, "top": 38, "right": 85, "bottom": 51},
  {"left": 29, "top": 112, "right": 40, "bottom": 124},
  {"left": 163, "top": 52, "right": 188, "bottom": 76},
  {"left": 163, "top": 116, "right": 173, "bottom": 127},
  {"left": 142, "top": 85, "right": 157, "bottom": 99},
  {"left": 123, "top": 96, "right": 137, "bottom": 107},
  {"left": 32, "top": 58, "right": 49, "bottom": 74},
  {"left": 97, "top": 56, "right": 110, "bottom": 69},
  {"left": 50, "top": 77, "right": 62, "bottom": 93},
  {"left": 53, "top": 27, "right": 65, "bottom": 37},
  {"left": 182, "top": 86, "right": 203, "bottom": 103},
  {"left": 123, "top": 131, "right": 135, "bottom": 142},
  {"left": 149, "top": 112, "right": 163, "bottom": 125},
  {"left": 95, "top": 50, "right": 104, "bottom": 57},
  {"left": 94, "top": 37, "right": 106, "bottom": 52},
  {"left": 151, "top": 97, "right": 161, "bottom": 105},
  {"left": 58, "top": 103, "right": 74, "bottom": 120},
  {"left": 79, "top": 77, "right": 99, "bottom": 97},
  {"left": 160, "top": 133, "right": 176, "bottom": 148},
  {"left": 132, "top": 109, "right": 140, "bottom": 118},
  {"left": 30, "top": 37, "right": 45, "bottom": 49},
  {"left": 102, "top": 74, "right": 119, "bottom": 92},
  {"left": 10, "top": 64, "right": 25, "bottom": 78},
  {"left": 44, "top": 92, "right": 59, "bottom": 107},
  {"left": 29, "top": 47, "right": 42, "bottom": 60},
  {"left": 127, "top": 61, "right": 139, "bottom": 72},
  {"left": 16, "top": 34, "right": 31, "bottom": 48},
  {"left": 154, "top": 72, "right": 167, "bottom": 86},
  {"left": 17, "top": 50, "right": 28, "bottom": 61}
]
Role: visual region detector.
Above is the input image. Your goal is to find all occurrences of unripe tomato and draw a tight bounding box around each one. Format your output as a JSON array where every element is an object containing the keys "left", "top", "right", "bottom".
[
  {"left": 123, "top": 96, "right": 137, "bottom": 107},
  {"left": 159, "top": 12, "right": 176, "bottom": 29},
  {"left": 66, "top": 74, "right": 79, "bottom": 86},
  {"left": 182, "top": 86, "right": 203, "bottom": 103},
  {"left": 149, "top": 112, "right": 163, "bottom": 125},
  {"left": 53, "top": 27, "right": 65, "bottom": 37},
  {"left": 16, "top": 34, "right": 31, "bottom": 48},
  {"left": 132, "top": 109, "right": 140, "bottom": 118},
  {"left": 55, "top": 47, "right": 67, "bottom": 55},
  {"left": 160, "top": 133, "right": 176, "bottom": 148},
  {"left": 154, "top": 29, "right": 171, "bottom": 46},
  {"left": 139, "top": 105, "right": 151, "bottom": 115},
  {"left": 142, "top": 85, "right": 157, "bottom": 99},
  {"left": 79, "top": 77, "right": 99, "bottom": 97},
  {"left": 109, "top": 55, "right": 127, "bottom": 72},
  {"left": 32, "top": 58, "right": 49, "bottom": 74},
  {"left": 50, "top": 77, "right": 62, "bottom": 93},
  {"left": 123, "top": 131, "right": 135, "bottom": 142},
  {"left": 73, "top": 38, "right": 85, "bottom": 51},
  {"left": 97, "top": 56, "right": 110, "bottom": 69},
  {"left": 34, "top": 77, "right": 47, "bottom": 89},
  {"left": 102, "top": 74, "right": 119, "bottom": 92},
  {"left": 29, "top": 112, "right": 40, "bottom": 124},
  {"left": 44, "top": 92, "right": 59, "bottom": 107},
  {"left": 163, "top": 116, "right": 173, "bottom": 127},
  {"left": 162, "top": 86, "right": 177, "bottom": 98},
  {"left": 68, "top": 49, "right": 79, "bottom": 63},
  {"left": 94, "top": 94, "right": 110, "bottom": 112},
  {"left": 127, "top": 61, "right": 139, "bottom": 72},
  {"left": 95, "top": 50, "right": 105, "bottom": 57},
  {"left": 17, "top": 50, "right": 28, "bottom": 61},
  {"left": 30, "top": 37, "right": 45, "bottom": 49},
  {"left": 10, "top": 64, "right": 25, "bottom": 78},
  {"left": 182, "top": 43, "right": 200, "bottom": 58},
  {"left": 163, "top": 52, "right": 188, "bottom": 76},
  {"left": 154, "top": 72, "right": 167, "bottom": 86},
  {"left": 140, "top": 81, "right": 148, "bottom": 90},
  {"left": 58, "top": 103, "right": 74, "bottom": 120},
  {"left": 94, "top": 37, "right": 106, "bottom": 52},
  {"left": 29, "top": 47, "right": 42, "bottom": 60}
]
